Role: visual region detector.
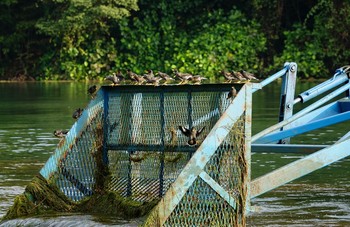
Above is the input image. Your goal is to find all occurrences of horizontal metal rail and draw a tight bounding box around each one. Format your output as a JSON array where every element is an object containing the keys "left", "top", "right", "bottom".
[{"left": 251, "top": 137, "right": 350, "bottom": 198}]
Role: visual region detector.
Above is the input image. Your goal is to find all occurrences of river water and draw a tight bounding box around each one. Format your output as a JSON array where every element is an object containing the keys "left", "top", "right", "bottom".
[{"left": 0, "top": 81, "right": 349, "bottom": 226}]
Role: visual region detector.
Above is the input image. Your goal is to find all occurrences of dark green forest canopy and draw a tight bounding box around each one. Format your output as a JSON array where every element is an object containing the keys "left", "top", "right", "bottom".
[{"left": 0, "top": 0, "right": 349, "bottom": 80}]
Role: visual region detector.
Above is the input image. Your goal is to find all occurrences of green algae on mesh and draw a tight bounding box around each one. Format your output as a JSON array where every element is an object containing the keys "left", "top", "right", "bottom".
[
  {"left": 75, "top": 191, "right": 159, "bottom": 219},
  {"left": 2, "top": 174, "right": 75, "bottom": 221}
]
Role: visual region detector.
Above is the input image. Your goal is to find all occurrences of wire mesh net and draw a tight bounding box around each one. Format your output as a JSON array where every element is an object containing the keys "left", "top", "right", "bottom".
[{"left": 4, "top": 84, "right": 249, "bottom": 226}]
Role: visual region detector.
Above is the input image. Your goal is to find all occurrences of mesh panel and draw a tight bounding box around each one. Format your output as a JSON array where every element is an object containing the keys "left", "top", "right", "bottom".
[
  {"left": 163, "top": 114, "right": 247, "bottom": 226},
  {"left": 106, "top": 88, "right": 234, "bottom": 202},
  {"left": 40, "top": 93, "right": 103, "bottom": 201}
]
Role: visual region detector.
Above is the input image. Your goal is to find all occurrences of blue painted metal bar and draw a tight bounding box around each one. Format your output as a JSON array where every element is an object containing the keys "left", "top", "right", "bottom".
[
  {"left": 103, "top": 89, "right": 110, "bottom": 165},
  {"left": 297, "top": 73, "right": 348, "bottom": 103},
  {"left": 252, "top": 63, "right": 289, "bottom": 93},
  {"left": 199, "top": 171, "right": 237, "bottom": 210},
  {"left": 278, "top": 62, "right": 297, "bottom": 144},
  {"left": 256, "top": 110, "right": 350, "bottom": 144},
  {"left": 244, "top": 84, "right": 252, "bottom": 211},
  {"left": 251, "top": 137, "right": 350, "bottom": 198},
  {"left": 252, "top": 144, "right": 327, "bottom": 153},
  {"left": 157, "top": 85, "right": 249, "bottom": 225},
  {"left": 252, "top": 82, "right": 350, "bottom": 143}
]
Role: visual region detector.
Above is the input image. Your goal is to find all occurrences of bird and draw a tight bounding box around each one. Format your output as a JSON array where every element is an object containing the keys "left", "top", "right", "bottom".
[
  {"left": 53, "top": 129, "right": 68, "bottom": 138},
  {"left": 240, "top": 70, "right": 258, "bottom": 81},
  {"left": 190, "top": 75, "right": 207, "bottom": 84},
  {"left": 227, "top": 86, "right": 237, "bottom": 102},
  {"left": 232, "top": 71, "right": 246, "bottom": 81},
  {"left": 174, "top": 70, "right": 193, "bottom": 84},
  {"left": 157, "top": 71, "right": 175, "bottom": 82},
  {"left": 72, "top": 108, "right": 84, "bottom": 119},
  {"left": 87, "top": 85, "right": 97, "bottom": 97},
  {"left": 179, "top": 126, "right": 206, "bottom": 146},
  {"left": 220, "top": 70, "right": 236, "bottom": 82},
  {"left": 143, "top": 70, "right": 162, "bottom": 85},
  {"left": 127, "top": 69, "right": 145, "bottom": 84},
  {"left": 105, "top": 71, "right": 124, "bottom": 85}
]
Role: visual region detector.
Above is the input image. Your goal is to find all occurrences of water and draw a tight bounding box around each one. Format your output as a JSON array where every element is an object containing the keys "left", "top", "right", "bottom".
[{"left": 0, "top": 81, "right": 350, "bottom": 226}]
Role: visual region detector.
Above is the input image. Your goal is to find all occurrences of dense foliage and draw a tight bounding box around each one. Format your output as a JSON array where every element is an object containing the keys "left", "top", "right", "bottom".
[{"left": 1, "top": 0, "right": 350, "bottom": 80}]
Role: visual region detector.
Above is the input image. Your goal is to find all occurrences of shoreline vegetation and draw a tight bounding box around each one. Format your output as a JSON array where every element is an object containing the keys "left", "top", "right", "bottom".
[{"left": 1, "top": 1, "right": 349, "bottom": 81}]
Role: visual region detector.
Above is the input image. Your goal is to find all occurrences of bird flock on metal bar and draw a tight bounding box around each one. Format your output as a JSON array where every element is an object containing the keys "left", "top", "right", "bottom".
[
  {"left": 104, "top": 69, "right": 259, "bottom": 86},
  {"left": 53, "top": 69, "right": 258, "bottom": 145}
]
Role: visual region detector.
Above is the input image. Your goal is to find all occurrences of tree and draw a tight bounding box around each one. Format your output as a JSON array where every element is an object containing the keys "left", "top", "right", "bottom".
[{"left": 36, "top": 0, "right": 139, "bottom": 80}]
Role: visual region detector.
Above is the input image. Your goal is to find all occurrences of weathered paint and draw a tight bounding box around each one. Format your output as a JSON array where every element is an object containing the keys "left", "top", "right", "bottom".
[
  {"left": 251, "top": 137, "right": 350, "bottom": 198},
  {"left": 278, "top": 62, "right": 297, "bottom": 144},
  {"left": 157, "top": 85, "right": 250, "bottom": 225}
]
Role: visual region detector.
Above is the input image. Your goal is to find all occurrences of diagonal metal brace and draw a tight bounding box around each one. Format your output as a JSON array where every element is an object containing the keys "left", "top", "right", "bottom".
[{"left": 251, "top": 137, "right": 350, "bottom": 198}]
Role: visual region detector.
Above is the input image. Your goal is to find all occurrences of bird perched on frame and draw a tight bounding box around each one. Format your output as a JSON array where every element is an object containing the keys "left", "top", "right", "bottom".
[
  {"left": 240, "top": 70, "right": 258, "bottom": 81},
  {"left": 220, "top": 70, "right": 236, "bottom": 82},
  {"left": 191, "top": 75, "right": 207, "bottom": 84},
  {"left": 87, "top": 85, "right": 97, "bottom": 97},
  {"left": 72, "top": 108, "right": 84, "bottom": 119},
  {"left": 143, "top": 70, "right": 163, "bottom": 85},
  {"left": 105, "top": 71, "right": 125, "bottom": 86},
  {"left": 157, "top": 71, "right": 175, "bottom": 83},
  {"left": 174, "top": 70, "right": 193, "bottom": 84},
  {"left": 232, "top": 71, "right": 246, "bottom": 82},
  {"left": 127, "top": 69, "right": 145, "bottom": 84},
  {"left": 53, "top": 129, "right": 69, "bottom": 138},
  {"left": 179, "top": 126, "right": 206, "bottom": 146},
  {"left": 227, "top": 86, "right": 237, "bottom": 103}
]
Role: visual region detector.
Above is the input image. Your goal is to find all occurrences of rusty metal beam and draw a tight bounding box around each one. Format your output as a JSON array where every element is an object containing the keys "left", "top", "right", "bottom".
[
  {"left": 250, "top": 138, "right": 350, "bottom": 198},
  {"left": 157, "top": 85, "right": 249, "bottom": 225}
]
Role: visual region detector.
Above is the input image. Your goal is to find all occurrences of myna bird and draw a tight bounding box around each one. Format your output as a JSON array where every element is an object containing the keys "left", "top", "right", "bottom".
[
  {"left": 53, "top": 129, "right": 68, "bottom": 138},
  {"left": 240, "top": 70, "right": 258, "bottom": 81},
  {"left": 179, "top": 125, "right": 206, "bottom": 146},
  {"left": 220, "top": 70, "right": 236, "bottom": 82},
  {"left": 87, "top": 85, "right": 97, "bottom": 97},
  {"left": 144, "top": 70, "right": 162, "bottom": 85},
  {"left": 105, "top": 71, "right": 124, "bottom": 86},
  {"left": 72, "top": 108, "right": 84, "bottom": 119},
  {"left": 127, "top": 69, "right": 145, "bottom": 84},
  {"left": 190, "top": 75, "right": 207, "bottom": 84},
  {"left": 227, "top": 86, "right": 237, "bottom": 102},
  {"left": 157, "top": 71, "right": 175, "bottom": 82},
  {"left": 174, "top": 70, "right": 193, "bottom": 84},
  {"left": 232, "top": 71, "right": 246, "bottom": 81}
]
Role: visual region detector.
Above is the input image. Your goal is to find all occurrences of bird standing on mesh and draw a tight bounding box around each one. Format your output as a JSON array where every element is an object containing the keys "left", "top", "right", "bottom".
[
  {"left": 157, "top": 71, "right": 175, "bottom": 83},
  {"left": 191, "top": 75, "right": 207, "bottom": 84},
  {"left": 232, "top": 71, "right": 246, "bottom": 82},
  {"left": 53, "top": 129, "right": 69, "bottom": 138},
  {"left": 72, "top": 108, "right": 84, "bottom": 119},
  {"left": 220, "top": 70, "right": 236, "bottom": 82},
  {"left": 179, "top": 126, "right": 206, "bottom": 146},
  {"left": 87, "top": 85, "right": 97, "bottom": 97},
  {"left": 240, "top": 70, "right": 258, "bottom": 81},
  {"left": 127, "top": 69, "right": 145, "bottom": 84},
  {"left": 227, "top": 86, "right": 237, "bottom": 103},
  {"left": 174, "top": 70, "right": 193, "bottom": 84},
  {"left": 105, "top": 71, "right": 125, "bottom": 86}
]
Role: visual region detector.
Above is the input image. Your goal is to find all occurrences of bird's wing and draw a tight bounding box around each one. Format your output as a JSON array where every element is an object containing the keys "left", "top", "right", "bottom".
[
  {"left": 179, "top": 126, "right": 191, "bottom": 136},
  {"left": 196, "top": 126, "right": 206, "bottom": 136}
]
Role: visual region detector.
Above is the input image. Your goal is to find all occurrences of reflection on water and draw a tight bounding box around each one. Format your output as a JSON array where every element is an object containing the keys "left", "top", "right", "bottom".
[{"left": 0, "top": 81, "right": 350, "bottom": 226}]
